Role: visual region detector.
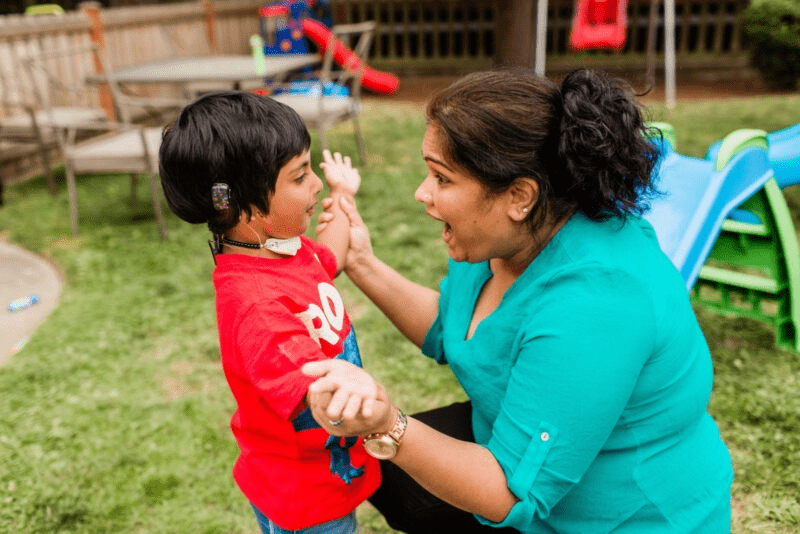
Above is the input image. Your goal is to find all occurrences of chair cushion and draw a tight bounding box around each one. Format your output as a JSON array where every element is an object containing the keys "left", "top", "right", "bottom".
[
  {"left": 1, "top": 107, "right": 108, "bottom": 131},
  {"left": 69, "top": 127, "right": 162, "bottom": 174},
  {"left": 269, "top": 94, "right": 356, "bottom": 124}
]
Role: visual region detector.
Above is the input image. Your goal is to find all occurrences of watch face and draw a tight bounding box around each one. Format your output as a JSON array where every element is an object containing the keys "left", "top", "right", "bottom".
[{"left": 364, "top": 437, "right": 397, "bottom": 460}]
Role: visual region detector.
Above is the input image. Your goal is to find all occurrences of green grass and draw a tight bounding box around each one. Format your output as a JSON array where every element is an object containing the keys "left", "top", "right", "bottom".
[{"left": 1, "top": 91, "right": 800, "bottom": 533}]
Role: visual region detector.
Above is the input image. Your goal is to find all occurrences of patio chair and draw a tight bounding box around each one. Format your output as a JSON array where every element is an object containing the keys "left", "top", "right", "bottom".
[
  {"left": 0, "top": 140, "right": 46, "bottom": 205},
  {"left": 0, "top": 97, "right": 57, "bottom": 196},
  {"left": 270, "top": 21, "right": 375, "bottom": 164},
  {"left": 24, "top": 43, "right": 183, "bottom": 239},
  {"left": 0, "top": 43, "right": 106, "bottom": 195},
  {"left": 0, "top": 1, "right": 70, "bottom": 196}
]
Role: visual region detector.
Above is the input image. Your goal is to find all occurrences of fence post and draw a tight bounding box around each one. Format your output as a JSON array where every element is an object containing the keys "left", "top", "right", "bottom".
[
  {"left": 202, "top": 0, "right": 220, "bottom": 55},
  {"left": 79, "top": 1, "right": 115, "bottom": 119}
]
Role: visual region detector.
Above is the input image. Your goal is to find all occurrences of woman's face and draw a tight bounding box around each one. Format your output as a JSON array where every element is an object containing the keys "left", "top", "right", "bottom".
[{"left": 415, "top": 125, "right": 522, "bottom": 264}]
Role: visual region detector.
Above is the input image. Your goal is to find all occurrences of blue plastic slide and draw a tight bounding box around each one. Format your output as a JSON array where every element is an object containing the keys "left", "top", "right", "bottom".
[
  {"left": 643, "top": 127, "right": 774, "bottom": 290},
  {"left": 706, "top": 122, "right": 800, "bottom": 189}
]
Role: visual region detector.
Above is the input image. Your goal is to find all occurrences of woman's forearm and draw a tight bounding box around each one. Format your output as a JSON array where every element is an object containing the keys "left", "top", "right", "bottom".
[
  {"left": 303, "top": 361, "right": 517, "bottom": 521},
  {"left": 393, "top": 417, "right": 518, "bottom": 522},
  {"left": 346, "top": 253, "right": 439, "bottom": 347}
]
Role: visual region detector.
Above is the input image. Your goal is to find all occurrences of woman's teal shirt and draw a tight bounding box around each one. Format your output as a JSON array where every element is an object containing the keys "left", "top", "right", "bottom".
[{"left": 422, "top": 213, "right": 733, "bottom": 533}]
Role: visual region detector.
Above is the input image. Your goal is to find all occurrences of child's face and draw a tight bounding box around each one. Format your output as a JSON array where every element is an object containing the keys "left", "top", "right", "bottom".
[{"left": 261, "top": 150, "right": 323, "bottom": 238}]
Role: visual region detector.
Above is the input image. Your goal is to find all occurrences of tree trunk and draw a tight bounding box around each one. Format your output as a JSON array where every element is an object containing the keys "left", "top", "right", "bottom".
[{"left": 495, "top": 0, "right": 536, "bottom": 67}]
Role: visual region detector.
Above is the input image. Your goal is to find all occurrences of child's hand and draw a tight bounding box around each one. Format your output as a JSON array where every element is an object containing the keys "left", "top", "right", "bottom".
[
  {"left": 320, "top": 150, "right": 361, "bottom": 197},
  {"left": 303, "top": 359, "right": 392, "bottom": 436}
]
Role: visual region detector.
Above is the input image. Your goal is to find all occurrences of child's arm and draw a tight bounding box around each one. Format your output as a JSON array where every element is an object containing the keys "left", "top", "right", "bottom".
[
  {"left": 302, "top": 359, "right": 517, "bottom": 523},
  {"left": 316, "top": 150, "right": 361, "bottom": 274}
]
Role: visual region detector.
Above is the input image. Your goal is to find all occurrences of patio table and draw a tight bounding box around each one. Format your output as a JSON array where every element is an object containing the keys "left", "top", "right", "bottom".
[{"left": 88, "top": 53, "right": 320, "bottom": 94}]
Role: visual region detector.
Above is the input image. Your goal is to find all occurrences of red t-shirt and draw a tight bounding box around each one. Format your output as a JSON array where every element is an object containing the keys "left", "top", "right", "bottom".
[{"left": 213, "top": 236, "right": 380, "bottom": 529}]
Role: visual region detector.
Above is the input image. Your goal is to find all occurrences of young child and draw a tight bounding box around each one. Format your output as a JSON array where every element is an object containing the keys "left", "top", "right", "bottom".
[{"left": 158, "top": 91, "right": 379, "bottom": 534}]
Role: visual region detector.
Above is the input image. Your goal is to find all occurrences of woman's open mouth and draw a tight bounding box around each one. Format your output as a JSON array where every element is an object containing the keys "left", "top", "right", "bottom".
[{"left": 443, "top": 222, "right": 452, "bottom": 242}]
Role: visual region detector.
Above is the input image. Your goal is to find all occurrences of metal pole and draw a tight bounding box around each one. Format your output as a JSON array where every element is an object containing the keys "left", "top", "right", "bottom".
[
  {"left": 645, "top": 0, "right": 658, "bottom": 89},
  {"left": 664, "top": 0, "right": 676, "bottom": 108},
  {"left": 535, "top": 0, "right": 548, "bottom": 76}
]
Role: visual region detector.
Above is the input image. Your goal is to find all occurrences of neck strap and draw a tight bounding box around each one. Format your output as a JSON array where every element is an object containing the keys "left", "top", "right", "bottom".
[{"left": 221, "top": 236, "right": 302, "bottom": 256}]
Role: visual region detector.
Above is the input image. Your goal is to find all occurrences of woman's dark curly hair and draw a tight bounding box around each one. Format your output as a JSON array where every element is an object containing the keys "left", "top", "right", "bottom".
[{"left": 425, "top": 68, "right": 659, "bottom": 230}]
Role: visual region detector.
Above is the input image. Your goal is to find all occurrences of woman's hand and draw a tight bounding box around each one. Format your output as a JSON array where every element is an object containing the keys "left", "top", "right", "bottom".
[
  {"left": 303, "top": 359, "right": 393, "bottom": 436},
  {"left": 315, "top": 196, "right": 375, "bottom": 276},
  {"left": 315, "top": 197, "right": 337, "bottom": 234},
  {"left": 319, "top": 149, "right": 361, "bottom": 197}
]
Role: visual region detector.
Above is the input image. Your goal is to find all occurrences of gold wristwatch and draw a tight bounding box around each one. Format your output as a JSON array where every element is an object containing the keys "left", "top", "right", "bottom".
[{"left": 363, "top": 407, "right": 408, "bottom": 460}]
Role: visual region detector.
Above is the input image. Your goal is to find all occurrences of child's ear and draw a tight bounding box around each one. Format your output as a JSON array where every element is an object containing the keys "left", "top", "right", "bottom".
[
  {"left": 241, "top": 207, "right": 259, "bottom": 224},
  {"left": 507, "top": 177, "right": 538, "bottom": 222}
]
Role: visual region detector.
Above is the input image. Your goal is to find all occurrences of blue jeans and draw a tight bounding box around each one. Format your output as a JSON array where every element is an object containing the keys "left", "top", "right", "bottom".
[{"left": 251, "top": 505, "right": 358, "bottom": 534}]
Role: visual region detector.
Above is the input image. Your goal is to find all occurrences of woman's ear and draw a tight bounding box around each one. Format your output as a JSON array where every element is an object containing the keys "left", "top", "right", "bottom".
[{"left": 507, "top": 177, "right": 539, "bottom": 222}]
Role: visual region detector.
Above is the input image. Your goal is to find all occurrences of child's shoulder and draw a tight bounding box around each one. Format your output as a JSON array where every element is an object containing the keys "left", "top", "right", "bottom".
[
  {"left": 301, "top": 236, "right": 337, "bottom": 277},
  {"left": 301, "top": 235, "right": 328, "bottom": 259}
]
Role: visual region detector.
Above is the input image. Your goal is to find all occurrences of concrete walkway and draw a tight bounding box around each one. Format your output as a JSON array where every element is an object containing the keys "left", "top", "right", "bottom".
[{"left": 0, "top": 241, "right": 62, "bottom": 365}]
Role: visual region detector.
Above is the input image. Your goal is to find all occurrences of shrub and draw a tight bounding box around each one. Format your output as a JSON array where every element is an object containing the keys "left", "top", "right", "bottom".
[{"left": 742, "top": 0, "right": 800, "bottom": 90}]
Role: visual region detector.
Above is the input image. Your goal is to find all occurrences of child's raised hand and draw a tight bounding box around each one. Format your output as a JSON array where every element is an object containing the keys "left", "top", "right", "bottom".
[{"left": 320, "top": 150, "right": 361, "bottom": 197}]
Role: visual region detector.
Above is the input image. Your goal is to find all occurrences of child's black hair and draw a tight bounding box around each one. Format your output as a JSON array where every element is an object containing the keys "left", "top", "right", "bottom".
[{"left": 159, "top": 90, "right": 311, "bottom": 235}]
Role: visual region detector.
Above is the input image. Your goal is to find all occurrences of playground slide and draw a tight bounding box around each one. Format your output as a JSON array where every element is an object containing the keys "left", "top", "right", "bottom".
[
  {"left": 302, "top": 18, "right": 399, "bottom": 95},
  {"left": 570, "top": 0, "right": 628, "bottom": 52},
  {"left": 643, "top": 128, "right": 773, "bottom": 290},
  {"left": 704, "top": 122, "right": 800, "bottom": 224},
  {"left": 706, "top": 122, "right": 800, "bottom": 190}
]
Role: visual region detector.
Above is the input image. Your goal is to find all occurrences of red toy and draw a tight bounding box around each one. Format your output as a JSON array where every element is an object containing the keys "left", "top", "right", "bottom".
[
  {"left": 302, "top": 18, "right": 399, "bottom": 95},
  {"left": 569, "top": 0, "right": 628, "bottom": 52}
]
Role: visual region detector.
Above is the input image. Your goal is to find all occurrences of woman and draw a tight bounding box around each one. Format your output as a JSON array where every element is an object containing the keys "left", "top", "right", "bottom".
[{"left": 303, "top": 68, "right": 733, "bottom": 533}]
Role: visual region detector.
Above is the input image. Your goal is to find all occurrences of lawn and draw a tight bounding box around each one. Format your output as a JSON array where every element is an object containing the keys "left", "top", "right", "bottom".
[{"left": 1, "top": 87, "right": 799, "bottom": 533}]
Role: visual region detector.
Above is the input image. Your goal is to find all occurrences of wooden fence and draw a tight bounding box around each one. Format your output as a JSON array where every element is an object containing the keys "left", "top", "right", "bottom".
[
  {"left": 0, "top": 0, "right": 753, "bottom": 183},
  {"left": 332, "top": 0, "right": 751, "bottom": 74},
  {"left": 0, "top": 0, "right": 754, "bottom": 87}
]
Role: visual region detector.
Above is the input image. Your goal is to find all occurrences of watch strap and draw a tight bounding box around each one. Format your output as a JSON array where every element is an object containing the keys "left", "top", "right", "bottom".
[{"left": 365, "top": 406, "right": 408, "bottom": 446}]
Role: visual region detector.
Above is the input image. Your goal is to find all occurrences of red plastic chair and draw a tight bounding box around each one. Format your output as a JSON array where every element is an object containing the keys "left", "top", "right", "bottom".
[{"left": 569, "top": 0, "right": 628, "bottom": 52}]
